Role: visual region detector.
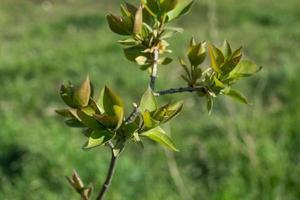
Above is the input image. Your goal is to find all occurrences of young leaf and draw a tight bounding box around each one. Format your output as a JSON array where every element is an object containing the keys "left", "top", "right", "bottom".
[
  {"left": 133, "top": 5, "right": 143, "bottom": 34},
  {"left": 167, "top": 0, "right": 194, "bottom": 21},
  {"left": 123, "top": 45, "right": 146, "bottom": 62},
  {"left": 113, "top": 105, "right": 124, "bottom": 130},
  {"left": 139, "top": 87, "right": 157, "bottom": 112},
  {"left": 140, "top": 126, "right": 179, "bottom": 151},
  {"left": 83, "top": 130, "right": 115, "bottom": 149},
  {"left": 65, "top": 118, "right": 85, "bottom": 128},
  {"left": 135, "top": 56, "right": 148, "bottom": 65},
  {"left": 229, "top": 60, "right": 262, "bottom": 78},
  {"left": 60, "top": 82, "right": 77, "bottom": 108},
  {"left": 106, "top": 14, "right": 131, "bottom": 35},
  {"left": 77, "top": 109, "right": 104, "bottom": 130},
  {"left": 74, "top": 75, "right": 91, "bottom": 107},
  {"left": 222, "top": 40, "right": 232, "bottom": 59},
  {"left": 98, "top": 86, "right": 124, "bottom": 116},
  {"left": 188, "top": 42, "right": 206, "bottom": 66},
  {"left": 159, "top": 57, "right": 173, "bottom": 65},
  {"left": 160, "top": 0, "right": 178, "bottom": 13},
  {"left": 93, "top": 114, "right": 118, "bottom": 129},
  {"left": 224, "top": 88, "right": 249, "bottom": 104},
  {"left": 208, "top": 44, "right": 222, "bottom": 73},
  {"left": 161, "top": 100, "right": 184, "bottom": 123},
  {"left": 142, "top": 110, "right": 160, "bottom": 130}
]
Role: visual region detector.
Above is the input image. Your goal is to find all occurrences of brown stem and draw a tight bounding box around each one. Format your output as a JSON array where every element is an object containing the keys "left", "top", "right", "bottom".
[
  {"left": 96, "top": 148, "right": 118, "bottom": 200},
  {"left": 155, "top": 86, "right": 206, "bottom": 96}
]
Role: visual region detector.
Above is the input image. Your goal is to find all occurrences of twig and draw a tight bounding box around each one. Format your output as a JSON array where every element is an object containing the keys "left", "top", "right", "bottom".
[
  {"left": 149, "top": 47, "right": 159, "bottom": 90},
  {"left": 96, "top": 147, "right": 118, "bottom": 200},
  {"left": 155, "top": 86, "right": 206, "bottom": 96},
  {"left": 125, "top": 103, "right": 139, "bottom": 125}
]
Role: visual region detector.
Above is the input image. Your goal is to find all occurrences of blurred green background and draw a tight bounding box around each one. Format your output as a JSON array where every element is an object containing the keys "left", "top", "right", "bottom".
[{"left": 1, "top": 0, "right": 300, "bottom": 199}]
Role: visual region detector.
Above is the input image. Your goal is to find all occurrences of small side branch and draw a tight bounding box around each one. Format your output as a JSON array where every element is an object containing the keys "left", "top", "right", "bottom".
[
  {"left": 96, "top": 148, "right": 118, "bottom": 200},
  {"left": 125, "top": 103, "right": 139, "bottom": 125},
  {"left": 155, "top": 86, "right": 205, "bottom": 96},
  {"left": 149, "top": 47, "right": 159, "bottom": 90}
]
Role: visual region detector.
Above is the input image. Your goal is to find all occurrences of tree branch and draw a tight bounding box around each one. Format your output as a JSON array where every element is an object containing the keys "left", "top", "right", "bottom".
[
  {"left": 96, "top": 147, "right": 118, "bottom": 200},
  {"left": 155, "top": 86, "right": 206, "bottom": 96},
  {"left": 149, "top": 47, "right": 159, "bottom": 91}
]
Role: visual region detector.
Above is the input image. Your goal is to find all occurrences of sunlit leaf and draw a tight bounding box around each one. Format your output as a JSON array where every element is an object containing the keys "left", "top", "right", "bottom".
[
  {"left": 167, "top": 0, "right": 194, "bottom": 21},
  {"left": 208, "top": 44, "right": 222, "bottom": 73},
  {"left": 83, "top": 130, "right": 115, "bottom": 149},
  {"left": 74, "top": 75, "right": 91, "bottom": 107},
  {"left": 222, "top": 40, "right": 232, "bottom": 58},
  {"left": 188, "top": 41, "right": 206, "bottom": 66},
  {"left": 142, "top": 110, "right": 160, "bottom": 130},
  {"left": 140, "top": 87, "right": 157, "bottom": 112},
  {"left": 140, "top": 126, "right": 178, "bottom": 151},
  {"left": 229, "top": 60, "right": 262, "bottom": 78},
  {"left": 77, "top": 109, "right": 104, "bottom": 130},
  {"left": 224, "top": 88, "right": 249, "bottom": 104},
  {"left": 98, "top": 86, "right": 124, "bottom": 116},
  {"left": 133, "top": 5, "right": 143, "bottom": 34}
]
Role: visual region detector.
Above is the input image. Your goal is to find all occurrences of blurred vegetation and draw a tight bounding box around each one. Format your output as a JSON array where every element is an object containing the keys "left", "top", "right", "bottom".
[{"left": 0, "top": 0, "right": 300, "bottom": 199}]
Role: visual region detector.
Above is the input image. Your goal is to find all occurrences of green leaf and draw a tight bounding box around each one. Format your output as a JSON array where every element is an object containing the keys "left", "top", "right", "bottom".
[
  {"left": 123, "top": 45, "right": 146, "bottom": 62},
  {"left": 140, "top": 126, "right": 178, "bottom": 151},
  {"left": 106, "top": 14, "right": 131, "bottom": 35},
  {"left": 213, "top": 76, "right": 225, "bottom": 88},
  {"left": 60, "top": 82, "right": 77, "bottom": 108},
  {"left": 55, "top": 109, "right": 73, "bottom": 118},
  {"left": 191, "top": 68, "right": 202, "bottom": 82},
  {"left": 98, "top": 86, "right": 124, "bottom": 116},
  {"left": 77, "top": 109, "right": 104, "bottom": 130},
  {"left": 208, "top": 43, "right": 222, "bottom": 73},
  {"left": 113, "top": 105, "right": 124, "bottom": 130},
  {"left": 118, "top": 38, "right": 140, "bottom": 46},
  {"left": 222, "top": 40, "right": 232, "bottom": 58},
  {"left": 157, "top": 101, "right": 184, "bottom": 123},
  {"left": 159, "top": 57, "right": 173, "bottom": 65},
  {"left": 139, "top": 87, "right": 157, "bottom": 112},
  {"left": 188, "top": 41, "right": 206, "bottom": 67},
  {"left": 141, "top": 0, "right": 160, "bottom": 17},
  {"left": 65, "top": 118, "right": 85, "bottom": 128},
  {"left": 142, "top": 110, "right": 160, "bottom": 130},
  {"left": 224, "top": 88, "right": 249, "bottom": 104},
  {"left": 161, "top": 27, "right": 183, "bottom": 39},
  {"left": 74, "top": 75, "right": 91, "bottom": 107},
  {"left": 167, "top": 0, "right": 194, "bottom": 21},
  {"left": 160, "top": 0, "right": 178, "bottom": 13},
  {"left": 94, "top": 114, "right": 118, "bottom": 129},
  {"left": 133, "top": 5, "right": 143, "bottom": 34},
  {"left": 83, "top": 130, "right": 114, "bottom": 149},
  {"left": 113, "top": 140, "right": 125, "bottom": 157},
  {"left": 229, "top": 60, "right": 262, "bottom": 78}
]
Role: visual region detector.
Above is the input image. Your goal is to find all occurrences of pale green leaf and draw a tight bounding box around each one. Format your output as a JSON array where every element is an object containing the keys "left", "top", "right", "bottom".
[
  {"left": 83, "top": 130, "right": 114, "bottom": 149},
  {"left": 139, "top": 87, "right": 157, "bottom": 112},
  {"left": 140, "top": 126, "right": 178, "bottom": 151}
]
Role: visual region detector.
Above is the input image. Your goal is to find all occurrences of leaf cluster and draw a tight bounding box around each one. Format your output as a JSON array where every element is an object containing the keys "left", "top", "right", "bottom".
[
  {"left": 179, "top": 39, "right": 262, "bottom": 113},
  {"left": 56, "top": 77, "right": 181, "bottom": 155},
  {"left": 107, "top": 0, "right": 193, "bottom": 71}
]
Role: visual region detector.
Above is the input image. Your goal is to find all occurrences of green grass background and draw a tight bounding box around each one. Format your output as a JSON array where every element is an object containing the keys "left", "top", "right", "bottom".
[{"left": 0, "top": 0, "right": 300, "bottom": 199}]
